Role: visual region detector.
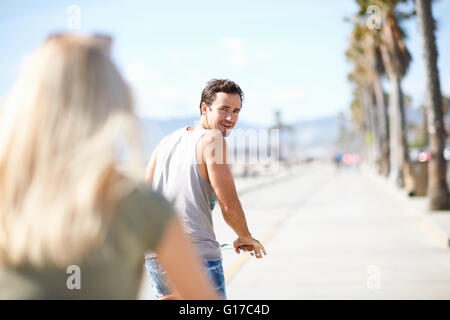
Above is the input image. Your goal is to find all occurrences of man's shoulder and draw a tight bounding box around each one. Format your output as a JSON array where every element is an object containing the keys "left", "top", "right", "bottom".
[
  {"left": 164, "top": 127, "right": 186, "bottom": 140},
  {"left": 157, "top": 127, "right": 186, "bottom": 147},
  {"left": 197, "top": 130, "right": 227, "bottom": 165},
  {"left": 198, "top": 129, "right": 225, "bottom": 146}
]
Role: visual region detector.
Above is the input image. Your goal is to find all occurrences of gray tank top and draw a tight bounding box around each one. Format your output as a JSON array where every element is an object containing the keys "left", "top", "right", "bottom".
[{"left": 146, "top": 126, "right": 221, "bottom": 261}]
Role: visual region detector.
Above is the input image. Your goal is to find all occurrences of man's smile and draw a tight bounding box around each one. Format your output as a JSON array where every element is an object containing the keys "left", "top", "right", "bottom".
[{"left": 220, "top": 121, "right": 234, "bottom": 129}]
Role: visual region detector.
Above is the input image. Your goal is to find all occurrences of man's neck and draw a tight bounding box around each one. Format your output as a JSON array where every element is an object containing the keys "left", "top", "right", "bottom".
[
  {"left": 186, "top": 118, "right": 208, "bottom": 132},
  {"left": 198, "top": 117, "right": 209, "bottom": 130}
]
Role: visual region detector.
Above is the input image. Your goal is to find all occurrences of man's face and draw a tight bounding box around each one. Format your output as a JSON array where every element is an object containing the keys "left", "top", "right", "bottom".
[{"left": 202, "top": 92, "right": 241, "bottom": 136}]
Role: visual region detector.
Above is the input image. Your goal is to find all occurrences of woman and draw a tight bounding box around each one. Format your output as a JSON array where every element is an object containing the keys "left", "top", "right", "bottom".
[{"left": 0, "top": 33, "right": 219, "bottom": 299}]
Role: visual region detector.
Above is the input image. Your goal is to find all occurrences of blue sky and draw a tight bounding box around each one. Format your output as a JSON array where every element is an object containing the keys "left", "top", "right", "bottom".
[{"left": 1, "top": 0, "right": 450, "bottom": 127}]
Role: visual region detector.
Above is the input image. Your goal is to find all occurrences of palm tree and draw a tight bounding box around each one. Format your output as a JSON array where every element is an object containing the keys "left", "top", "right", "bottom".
[
  {"left": 379, "top": 1, "right": 412, "bottom": 188},
  {"left": 347, "top": 22, "right": 390, "bottom": 174},
  {"left": 357, "top": 0, "right": 412, "bottom": 187},
  {"left": 347, "top": 32, "right": 379, "bottom": 166},
  {"left": 362, "top": 27, "right": 391, "bottom": 176},
  {"left": 415, "top": 0, "right": 449, "bottom": 210},
  {"left": 370, "top": 39, "right": 391, "bottom": 177}
]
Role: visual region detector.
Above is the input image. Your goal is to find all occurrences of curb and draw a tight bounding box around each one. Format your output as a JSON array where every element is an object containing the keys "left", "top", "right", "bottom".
[{"left": 362, "top": 165, "right": 450, "bottom": 249}]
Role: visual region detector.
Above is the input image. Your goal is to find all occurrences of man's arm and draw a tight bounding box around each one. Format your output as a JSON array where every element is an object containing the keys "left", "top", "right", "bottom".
[{"left": 201, "top": 130, "right": 266, "bottom": 258}]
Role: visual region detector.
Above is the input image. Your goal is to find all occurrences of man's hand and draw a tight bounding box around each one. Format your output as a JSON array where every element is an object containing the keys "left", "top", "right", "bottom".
[{"left": 233, "top": 237, "right": 267, "bottom": 259}]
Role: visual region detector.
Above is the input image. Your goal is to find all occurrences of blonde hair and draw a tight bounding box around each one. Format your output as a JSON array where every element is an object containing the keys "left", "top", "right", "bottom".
[{"left": 0, "top": 34, "right": 145, "bottom": 268}]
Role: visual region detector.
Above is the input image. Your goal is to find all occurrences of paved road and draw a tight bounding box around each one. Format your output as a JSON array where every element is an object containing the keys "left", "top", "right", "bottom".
[{"left": 139, "top": 163, "right": 450, "bottom": 299}]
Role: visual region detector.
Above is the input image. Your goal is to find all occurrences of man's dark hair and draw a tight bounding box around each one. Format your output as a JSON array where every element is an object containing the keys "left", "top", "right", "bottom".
[{"left": 199, "top": 79, "right": 244, "bottom": 115}]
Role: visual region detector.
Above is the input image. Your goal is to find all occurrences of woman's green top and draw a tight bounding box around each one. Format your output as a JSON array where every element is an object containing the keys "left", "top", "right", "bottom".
[{"left": 0, "top": 183, "right": 174, "bottom": 299}]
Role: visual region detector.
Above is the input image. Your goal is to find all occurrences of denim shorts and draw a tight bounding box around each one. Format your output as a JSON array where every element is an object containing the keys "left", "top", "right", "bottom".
[{"left": 144, "top": 257, "right": 226, "bottom": 299}]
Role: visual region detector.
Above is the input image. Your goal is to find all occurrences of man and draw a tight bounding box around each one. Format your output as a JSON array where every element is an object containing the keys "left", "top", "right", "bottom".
[{"left": 144, "top": 79, "right": 266, "bottom": 299}]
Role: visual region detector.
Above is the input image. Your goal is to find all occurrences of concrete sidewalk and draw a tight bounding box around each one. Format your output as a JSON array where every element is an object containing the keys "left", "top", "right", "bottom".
[
  {"left": 363, "top": 166, "right": 450, "bottom": 250},
  {"left": 221, "top": 164, "right": 450, "bottom": 299}
]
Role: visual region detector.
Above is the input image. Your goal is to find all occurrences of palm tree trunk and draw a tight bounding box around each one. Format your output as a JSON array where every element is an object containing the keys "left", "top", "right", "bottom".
[
  {"left": 416, "top": 0, "right": 450, "bottom": 210},
  {"left": 387, "top": 74, "right": 409, "bottom": 187},
  {"left": 369, "top": 89, "right": 382, "bottom": 172},
  {"left": 360, "top": 88, "right": 371, "bottom": 164},
  {"left": 361, "top": 86, "right": 378, "bottom": 167},
  {"left": 373, "top": 72, "right": 390, "bottom": 177},
  {"left": 380, "top": 25, "right": 409, "bottom": 188}
]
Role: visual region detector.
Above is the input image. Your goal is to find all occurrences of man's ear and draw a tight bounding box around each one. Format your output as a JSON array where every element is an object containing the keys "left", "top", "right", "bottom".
[{"left": 201, "top": 102, "right": 209, "bottom": 115}]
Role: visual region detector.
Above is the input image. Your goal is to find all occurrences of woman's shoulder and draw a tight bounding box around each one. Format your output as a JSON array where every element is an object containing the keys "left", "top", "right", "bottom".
[
  {"left": 112, "top": 179, "right": 175, "bottom": 250},
  {"left": 117, "top": 180, "right": 172, "bottom": 212}
]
